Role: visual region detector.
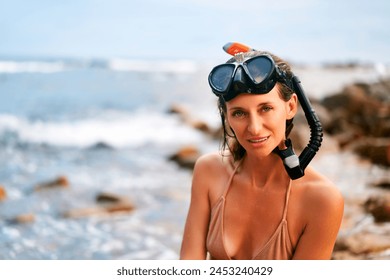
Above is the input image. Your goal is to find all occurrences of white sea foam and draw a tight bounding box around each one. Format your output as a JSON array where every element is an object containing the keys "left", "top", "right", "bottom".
[
  {"left": 0, "top": 60, "right": 67, "bottom": 73},
  {"left": 108, "top": 58, "right": 198, "bottom": 74},
  {"left": 0, "top": 111, "right": 204, "bottom": 148},
  {"left": 0, "top": 58, "right": 199, "bottom": 74}
]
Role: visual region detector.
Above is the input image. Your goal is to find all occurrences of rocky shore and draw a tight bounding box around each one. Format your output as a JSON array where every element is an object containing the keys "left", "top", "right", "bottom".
[{"left": 322, "top": 78, "right": 390, "bottom": 259}]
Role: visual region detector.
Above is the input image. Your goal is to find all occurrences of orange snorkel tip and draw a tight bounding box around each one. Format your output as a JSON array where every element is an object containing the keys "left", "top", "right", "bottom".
[{"left": 223, "top": 42, "right": 255, "bottom": 56}]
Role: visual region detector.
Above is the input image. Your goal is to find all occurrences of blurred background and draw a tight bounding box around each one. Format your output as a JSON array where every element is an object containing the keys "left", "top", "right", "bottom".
[{"left": 0, "top": 0, "right": 389, "bottom": 259}]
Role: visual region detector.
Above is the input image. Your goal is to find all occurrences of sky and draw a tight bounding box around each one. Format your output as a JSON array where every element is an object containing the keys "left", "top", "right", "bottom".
[{"left": 1, "top": 0, "right": 389, "bottom": 64}]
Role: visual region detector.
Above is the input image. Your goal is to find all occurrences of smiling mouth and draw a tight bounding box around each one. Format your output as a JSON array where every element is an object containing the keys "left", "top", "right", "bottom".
[{"left": 248, "top": 136, "right": 269, "bottom": 143}]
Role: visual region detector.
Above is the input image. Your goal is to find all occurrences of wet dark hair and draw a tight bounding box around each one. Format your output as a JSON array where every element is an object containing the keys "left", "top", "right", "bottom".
[{"left": 217, "top": 50, "right": 295, "bottom": 161}]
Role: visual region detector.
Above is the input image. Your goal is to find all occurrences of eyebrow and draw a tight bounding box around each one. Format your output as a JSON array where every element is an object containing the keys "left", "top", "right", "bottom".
[{"left": 228, "top": 102, "right": 274, "bottom": 111}]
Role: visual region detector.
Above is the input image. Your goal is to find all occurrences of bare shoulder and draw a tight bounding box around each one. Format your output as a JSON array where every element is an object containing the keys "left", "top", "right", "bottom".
[
  {"left": 295, "top": 167, "right": 344, "bottom": 216},
  {"left": 193, "top": 152, "right": 234, "bottom": 175},
  {"left": 289, "top": 167, "right": 345, "bottom": 259},
  {"left": 192, "top": 152, "right": 235, "bottom": 204}
]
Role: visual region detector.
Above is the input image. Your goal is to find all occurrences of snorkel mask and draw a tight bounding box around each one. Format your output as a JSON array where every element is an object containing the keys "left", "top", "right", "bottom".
[{"left": 209, "top": 42, "right": 323, "bottom": 180}]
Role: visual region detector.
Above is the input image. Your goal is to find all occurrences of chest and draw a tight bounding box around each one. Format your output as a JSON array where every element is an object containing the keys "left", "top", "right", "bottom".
[{"left": 222, "top": 184, "right": 288, "bottom": 259}]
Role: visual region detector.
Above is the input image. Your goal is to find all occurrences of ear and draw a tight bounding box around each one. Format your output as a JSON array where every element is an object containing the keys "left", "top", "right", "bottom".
[{"left": 286, "top": 93, "right": 298, "bottom": 120}]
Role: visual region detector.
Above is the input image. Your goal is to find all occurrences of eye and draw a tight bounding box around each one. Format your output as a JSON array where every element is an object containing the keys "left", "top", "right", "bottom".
[
  {"left": 261, "top": 105, "right": 273, "bottom": 112},
  {"left": 231, "top": 110, "right": 246, "bottom": 118}
]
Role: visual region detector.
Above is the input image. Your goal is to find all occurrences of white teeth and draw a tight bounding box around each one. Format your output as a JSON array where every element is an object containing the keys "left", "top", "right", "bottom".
[{"left": 248, "top": 137, "right": 268, "bottom": 143}]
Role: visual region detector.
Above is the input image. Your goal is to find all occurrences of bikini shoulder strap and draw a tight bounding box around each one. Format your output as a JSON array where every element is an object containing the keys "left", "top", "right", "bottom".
[
  {"left": 222, "top": 159, "right": 243, "bottom": 197},
  {"left": 282, "top": 180, "right": 292, "bottom": 220}
]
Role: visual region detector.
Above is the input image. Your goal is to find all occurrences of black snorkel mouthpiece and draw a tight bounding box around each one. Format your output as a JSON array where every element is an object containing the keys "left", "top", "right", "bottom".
[{"left": 219, "top": 42, "right": 323, "bottom": 180}]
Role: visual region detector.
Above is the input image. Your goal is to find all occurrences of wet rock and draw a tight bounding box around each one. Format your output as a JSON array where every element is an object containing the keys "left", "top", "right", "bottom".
[
  {"left": 64, "top": 192, "right": 135, "bottom": 218},
  {"left": 353, "top": 138, "right": 390, "bottom": 167},
  {"left": 370, "top": 179, "right": 390, "bottom": 190},
  {"left": 364, "top": 195, "right": 390, "bottom": 223},
  {"left": 319, "top": 78, "right": 390, "bottom": 168},
  {"left": 8, "top": 213, "right": 35, "bottom": 224},
  {"left": 0, "top": 185, "right": 6, "bottom": 201},
  {"left": 168, "top": 103, "right": 189, "bottom": 117},
  {"left": 168, "top": 104, "right": 216, "bottom": 137},
  {"left": 34, "top": 175, "right": 70, "bottom": 191},
  {"left": 336, "top": 232, "right": 390, "bottom": 255},
  {"left": 96, "top": 192, "right": 124, "bottom": 203},
  {"left": 88, "top": 142, "right": 114, "bottom": 150},
  {"left": 321, "top": 79, "right": 390, "bottom": 139},
  {"left": 105, "top": 202, "right": 135, "bottom": 213},
  {"left": 188, "top": 120, "right": 214, "bottom": 135},
  {"left": 96, "top": 192, "right": 135, "bottom": 212},
  {"left": 169, "top": 145, "right": 200, "bottom": 169}
]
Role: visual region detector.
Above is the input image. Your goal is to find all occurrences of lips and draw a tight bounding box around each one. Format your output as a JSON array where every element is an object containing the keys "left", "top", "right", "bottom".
[{"left": 248, "top": 136, "right": 269, "bottom": 143}]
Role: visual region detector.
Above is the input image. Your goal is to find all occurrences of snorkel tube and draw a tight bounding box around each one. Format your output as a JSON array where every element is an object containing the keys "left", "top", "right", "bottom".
[
  {"left": 223, "top": 42, "right": 323, "bottom": 180},
  {"left": 277, "top": 76, "right": 323, "bottom": 179}
]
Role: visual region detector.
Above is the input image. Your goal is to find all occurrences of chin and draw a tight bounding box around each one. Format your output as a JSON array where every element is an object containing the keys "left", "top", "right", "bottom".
[{"left": 245, "top": 146, "right": 275, "bottom": 158}]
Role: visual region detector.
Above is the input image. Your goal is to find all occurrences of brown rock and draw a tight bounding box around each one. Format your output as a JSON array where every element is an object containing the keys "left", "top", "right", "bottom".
[
  {"left": 364, "top": 195, "right": 390, "bottom": 222},
  {"left": 168, "top": 104, "right": 217, "bottom": 137},
  {"left": 321, "top": 80, "right": 390, "bottom": 139},
  {"left": 168, "top": 104, "right": 189, "bottom": 118},
  {"left": 34, "top": 175, "right": 70, "bottom": 191},
  {"left": 96, "top": 192, "right": 124, "bottom": 203},
  {"left": 0, "top": 185, "right": 6, "bottom": 201},
  {"left": 353, "top": 138, "right": 390, "bottom": 167},
  {"left": 96, "top": 192, "right": 135, "bottom": 212},
  {"left": 8, "top": 213, "right": 35, "bottom": 224},
  {"left": 64, "top": 193, "right": 135, "bottom": 218},
  {"left": 169, "top": 145, "right": 200, "bottom": 169},
  {"left": 105, "top": 202, "right": 135, "bottom": 213},
  {"left": 338, "top": 232, "right": 390, "bottom": 255},
  {"left": 189, "top": 120, "right": 213, "bottom": 135},
  {"left": 370, "top": 179, "right": 390, "bottom": 190}
]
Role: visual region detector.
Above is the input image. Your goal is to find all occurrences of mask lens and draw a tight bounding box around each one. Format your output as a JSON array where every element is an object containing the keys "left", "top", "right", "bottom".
[
  {"left": 246, "top": 56, "right": 273, "bottom": 84},
  {"left": 210, "top": 64, "right": 235, "bottom": 92}
]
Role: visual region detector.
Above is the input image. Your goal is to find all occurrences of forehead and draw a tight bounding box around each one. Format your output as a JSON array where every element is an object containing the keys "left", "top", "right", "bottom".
[{"left": 226, "top": 84, "right": 285, "bottom": 107}]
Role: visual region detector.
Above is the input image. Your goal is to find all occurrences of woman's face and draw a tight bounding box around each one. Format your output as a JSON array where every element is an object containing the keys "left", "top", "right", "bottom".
[{"left": 225, "top": 84, "right": 297, "bottom": 158}]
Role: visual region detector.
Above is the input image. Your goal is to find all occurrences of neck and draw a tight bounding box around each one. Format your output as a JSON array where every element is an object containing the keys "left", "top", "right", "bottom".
[{"left": 240, "top": 152, "right": 288, "bottom": 189}]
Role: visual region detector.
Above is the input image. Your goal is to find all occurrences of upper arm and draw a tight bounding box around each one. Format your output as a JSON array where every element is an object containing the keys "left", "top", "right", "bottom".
[
  {"left": 180, "top": 154, "right": 218, "bottom": 260},
  {"left": 292, "top": 183, "right": 344, "bottom": 260}
]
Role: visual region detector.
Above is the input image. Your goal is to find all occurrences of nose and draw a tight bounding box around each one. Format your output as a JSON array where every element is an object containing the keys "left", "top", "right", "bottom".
[{"left": 247, "top": 114, "right": 262, "bottom": 135}]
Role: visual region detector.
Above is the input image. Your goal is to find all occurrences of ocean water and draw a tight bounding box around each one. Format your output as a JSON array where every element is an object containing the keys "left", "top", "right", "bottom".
[
  {"left": 0, "top": 58, "right": 218, "bottom": 259},
  {"left": 0, "top": 57, "right": 388, "bottom": 259}
]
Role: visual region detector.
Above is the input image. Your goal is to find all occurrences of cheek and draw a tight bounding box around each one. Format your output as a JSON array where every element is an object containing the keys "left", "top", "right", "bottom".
[
  {"left": 226, "top": 118, "right": 243, "bottom": 134},
  {"left": 264, "top": 112, "right": 287, "bottom": 139}
]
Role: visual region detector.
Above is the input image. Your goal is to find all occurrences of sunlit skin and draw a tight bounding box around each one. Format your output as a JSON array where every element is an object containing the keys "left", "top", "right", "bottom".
[
  {"left": 180, "top": 83, "right": 344, "bottom": 260},
  {"left": 225, "top": 85, "right": 297, "bottom": 160}
]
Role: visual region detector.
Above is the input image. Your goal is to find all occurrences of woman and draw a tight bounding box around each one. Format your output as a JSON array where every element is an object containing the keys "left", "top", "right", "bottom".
[{"left": 180, "top": 47, "right": 344, "bottom": 260}]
